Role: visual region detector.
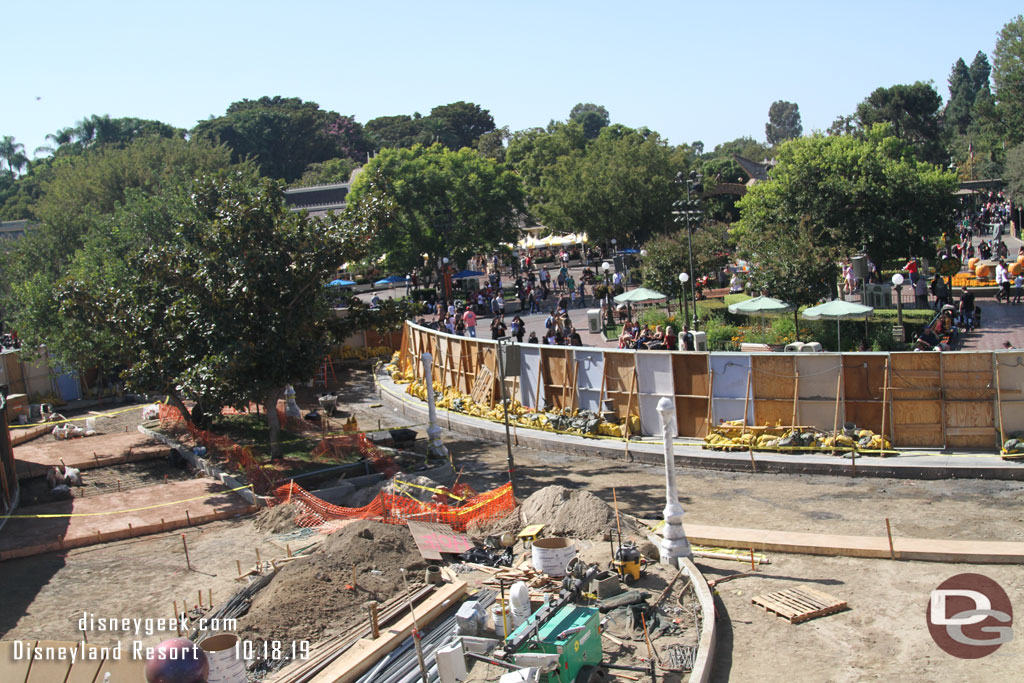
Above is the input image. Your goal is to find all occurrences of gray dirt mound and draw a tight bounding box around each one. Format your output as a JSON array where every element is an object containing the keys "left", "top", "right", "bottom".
[
  {"left": 341, "top": 474, "right": 440, "bottom": 508},
  {"left": 253, "top": 503, "right": 301, "bottom": 534},
  {"left": 518, "top": 485, "right": 640, "bottom": 540},
  {"left": 237, "top": 520, "right": 428, "bottom": 645}
]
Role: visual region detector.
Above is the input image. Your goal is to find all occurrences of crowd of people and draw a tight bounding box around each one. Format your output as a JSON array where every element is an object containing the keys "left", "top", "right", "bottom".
[{"left": 617, "top": 323, "right": 695, "bottom": 351}]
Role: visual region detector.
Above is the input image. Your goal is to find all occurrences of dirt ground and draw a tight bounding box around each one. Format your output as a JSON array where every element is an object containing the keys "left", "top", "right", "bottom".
[{"left": 2, "top": 363, "right": 1022, "bottom": 681}]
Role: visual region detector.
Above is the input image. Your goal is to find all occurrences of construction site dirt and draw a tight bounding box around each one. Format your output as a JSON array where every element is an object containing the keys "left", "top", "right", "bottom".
[{"left": 1, "top": 363, "right": 1022, "bottom": 681}]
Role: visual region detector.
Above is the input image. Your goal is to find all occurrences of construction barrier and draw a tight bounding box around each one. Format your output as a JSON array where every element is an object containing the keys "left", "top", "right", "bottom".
[{"left": 273, "top": 480, "right": 516, "bottom": 532}]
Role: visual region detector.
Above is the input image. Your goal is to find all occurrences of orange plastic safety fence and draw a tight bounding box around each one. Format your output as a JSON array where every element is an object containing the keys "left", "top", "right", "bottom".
[
  {"left": 272, "top": 480, "right": 515, "bottom": 533},
  {"left": 157, "top": 403, "right": 278, "bottom": 495}
]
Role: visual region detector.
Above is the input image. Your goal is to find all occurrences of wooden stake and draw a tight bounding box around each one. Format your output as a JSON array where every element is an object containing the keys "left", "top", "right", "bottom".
[
  {"left": 612, "top": 487, "right": 624, "bottom": 545},
  {"left": 742, "top": 368, "right": 755, "bottom": 472},
  {"left": 704, "top": 368, "right": 714, "bottom": 436},
  {"left": 185, "top": 509, "right": 191, "bottom": 526},
  {"left": 236, "top": 560, "right": 242, "bottom": 577},
  {"left": 198, "top": 590, "right": 203, "bottom": 608},
  {"left": 368, "top": 601, "right": 380, "bottom": 639},
  {"left": 208, "top": 589, "right": 212, "bottom": 608},
  {"left": 885, "top": 518, "right": 895, "bottom": 560},
  {"left": 749, "top": 548, "right": 756, "bottom": 571},
  {"left": 286, "top": 544, "right": 292, "bottom": 558},
  {"left": 181, "top": 533, "right": 191, "bottom": 571},
  {"left": 623, "top": 363, "right": 639, "bottom": 461},
  {"left": 879, "top": 358, "right": 891, "bottom": 458},
  {"left": 831, "top": 369, "right": 842, "bottom": 442},
  {"left": 791, "top": 369, "right": 800, "bottom": 428},
  {"left": 351, "top": 566, "right": 358, "bottom": 589},
  {"left": 996, "top": 355, "right": 1007, "bottom": 451},
  {"left": 256, "top": 548, "right": 261, "bottom": 565}
]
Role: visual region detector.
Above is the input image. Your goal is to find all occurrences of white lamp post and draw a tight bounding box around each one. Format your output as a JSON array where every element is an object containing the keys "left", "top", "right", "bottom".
[
  {"left": 602, "top": 261, "right": 613, "bottom": 329},
  {"left": 891, "top": 273, "right": 905, "bottom": 330},
  {"left": 650, "top": 397, "right": 691, "bottom": 566},
  {"left": 421, "top": 352, "right": 449, "bottom": 462},
  {"left": 678, "top": 272, "right": 689, "bottom": 326}
]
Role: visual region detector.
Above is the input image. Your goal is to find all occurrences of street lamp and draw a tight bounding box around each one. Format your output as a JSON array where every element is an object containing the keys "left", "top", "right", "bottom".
[
  {"left": 602, "top": 261, "right": 614, "bottom": 330},
  {"left": 673, "top": 171, "right": 703, "bottom": 330},
  {"left": 678, "top": 272, "right": 689, "bottom": 326},
  {"left": 442, "top": 257, "right": 451, "bottom": 304},
  {"left": 892, "top": 272, "right": 905, "bottom": 333}
]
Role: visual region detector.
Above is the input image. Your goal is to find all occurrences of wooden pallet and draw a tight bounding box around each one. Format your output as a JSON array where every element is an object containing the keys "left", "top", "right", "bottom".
[
  {"left": 471, "top": 365, "right": 495, "bottom": 405},
  {"left": 751, "top": 585, "right": 848, "bottom": 624}
]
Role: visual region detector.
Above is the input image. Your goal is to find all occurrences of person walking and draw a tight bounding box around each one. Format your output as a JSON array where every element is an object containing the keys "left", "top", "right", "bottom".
[{"left": 462, "top": 305, "right": 477, "bottom": 337}]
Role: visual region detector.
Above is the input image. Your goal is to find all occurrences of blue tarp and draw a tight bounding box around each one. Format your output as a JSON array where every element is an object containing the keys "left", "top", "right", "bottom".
[{"left": 327, "top": 279, "right": 357, "bottom": 287}]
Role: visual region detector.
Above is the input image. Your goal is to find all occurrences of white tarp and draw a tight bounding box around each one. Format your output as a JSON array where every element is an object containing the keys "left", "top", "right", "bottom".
[
  {"left": 635, "top": 353, "right": 675, "bottom": 434},
  {"left": 574, "top": 349, "right": 605, "bottom": 412},
  {"left": 519, "top": 346, "right": 544, "bottom": 409}
]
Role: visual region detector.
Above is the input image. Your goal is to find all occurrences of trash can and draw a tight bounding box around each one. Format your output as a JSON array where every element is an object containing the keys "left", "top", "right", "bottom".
[{"left": 587, "top": 309, "right": 602, "bottom": 334}]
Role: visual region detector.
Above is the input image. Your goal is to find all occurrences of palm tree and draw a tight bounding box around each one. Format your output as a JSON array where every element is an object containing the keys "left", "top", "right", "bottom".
[{"left": 0, "top": 135, "right": 27, "bottom": 176}]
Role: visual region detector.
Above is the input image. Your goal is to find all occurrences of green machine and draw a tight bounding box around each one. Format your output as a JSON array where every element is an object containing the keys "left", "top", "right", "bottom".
[{"left": 505, "top": 603, "right": 601, "bottom": 682}]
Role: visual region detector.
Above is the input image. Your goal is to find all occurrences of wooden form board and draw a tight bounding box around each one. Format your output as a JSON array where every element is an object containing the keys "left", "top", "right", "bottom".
[
  {"left": 636, "top": 353, "right": 674, "bottom": 434},
  {"left": 540, "top": 347, "right": 574, "bottom": 412},
  {"left": 575, "top": 350, "right": 605, "bottom": 413},
  {"left": 890, "top": 353, "right": 943, "bottom": 447},
  {"left": 314, "top": 581, "right": 468, "bottom": 683},
  {"left": 710, "top": 354, "right": 752, "bottom": 425},
  {"left": 604, "top": 351, "right": 637, "bottom": 422},
  {"left": 941, "top": 353, "right": 996, "bottom": 448},
  {"left": 672, "top": 354, "right": 710, "bottom": 437},
  {"left": 995, "top": 351, "right": 1024, "bottom": 437}
]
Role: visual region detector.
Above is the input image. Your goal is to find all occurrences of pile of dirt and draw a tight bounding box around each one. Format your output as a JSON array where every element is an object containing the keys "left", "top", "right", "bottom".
[
  {"left": 518, "top": 485, "right": 641, "bottom": 539},
  {"left": 253, "top": 503, "right": 301, "bottom": 534},
  {"left": 237, "top": 520, "right": 428, "bottom": 645}
]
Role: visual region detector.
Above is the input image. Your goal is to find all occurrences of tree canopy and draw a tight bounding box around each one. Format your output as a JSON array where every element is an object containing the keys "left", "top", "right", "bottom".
[
  {"left": 192, "top": 97, "right": 367, "bottom": 182},
  {"left": 765, "top": 100, "right": 803, "bottom": 145},
  {"left": 569, "top": 103, "right": 611, "bottom": 140},
  {"left": 855, "top": 82, "right": 944, "bottom": 163},
  {"left": 344, "top": 144, "right": 523, "bottom": 276},
  {"left": 994, "top": 14, "right": 1024, "bottom": 145},
  {"left": 734, "top": 128, "right": 958, "bottom": 268}
]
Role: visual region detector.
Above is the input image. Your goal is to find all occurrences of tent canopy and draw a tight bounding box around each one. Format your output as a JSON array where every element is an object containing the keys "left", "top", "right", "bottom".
[
  {"left": 374, "top": 275, "right": 408, "bottom": 285},
  {"left": 801, "top": 300, "right": 874, "bottom": 320},
  {"left": 327, "top": 279, "right": 356, "bottom": 287},
  {"left": 451, "top": 269, "right": 485, "bottom": 279}
]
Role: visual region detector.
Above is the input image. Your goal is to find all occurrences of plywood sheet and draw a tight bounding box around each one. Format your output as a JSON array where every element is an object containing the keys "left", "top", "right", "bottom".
[
  {"left": 540, "top": 348, "right": 573, "bottom": 412},
  {"left": 751, "top": 356, "right": 795, "bottom": 400},
  {"left": 890, "top": 352, "right": 941, "bottom": 400},
  {"left": 676, "top": 397, "right": 709, "bottom": 437},
  {"left": 942, "top": 352, "right": 994, "bottom": 400},
  {"left": 672, "top": 354, "right": 710, "bottom": 397},
  {"left": 604, "top": 352, "right": 637, "bottom": 422},
  {"left": 842, "top": 354, "right": 887, "bottom": 401},
  {"left": 0, "top": 640, "right": 32, "bottom": 683},
  {"left": 795, "top": 355, "right": 841, "bottom": 400},
  {"left": 519, "top": 347, "right": 544, "bottom": 409},
  {"left": 754, "top": 399, "right": 793, "bottom": 427},
  {"left": 25, "top": 641, "right": 73, "bottom": 683},
  {"left": 710, "top": 354, "right": 750, "bottom": 399},
  {"left": 636, "top": 354, "right": 674, "bottom": 434},
  {"left": 575, "top": 350, "right": 604, "bottom": 413},
  {"left": 893, "top": 400, "right": 943, "bottom": 447},
  {"left": 797, "top": 401, "right": 838, "bottom": 433},
  {"left": 944, "top": 401, "right": 996, "bottom": 448},
  {"left": 844, "top": 400, "right": 886, "bottom": 436},
  {"left": 995, "top": 351, "right": 1024, "bottom": 436},
  {"left": 712, "top": 398, "right": 753, "bottom": 426}
]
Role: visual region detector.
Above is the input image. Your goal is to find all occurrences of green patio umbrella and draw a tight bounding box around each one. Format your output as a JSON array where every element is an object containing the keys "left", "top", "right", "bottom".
[
  {"left": 801, "top": 299, "right": 874, "bottom": 351},
  {"left": 613, "top": 287, "right": 668, "bottom": 304},
  {"left": 729, "top": 295, "right": 796, "bottom": 341}
]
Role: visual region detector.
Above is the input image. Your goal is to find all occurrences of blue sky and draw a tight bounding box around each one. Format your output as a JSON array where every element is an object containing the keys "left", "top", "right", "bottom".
[{"left": 4, "top": 2, "right": 1021, "bottom": 157}]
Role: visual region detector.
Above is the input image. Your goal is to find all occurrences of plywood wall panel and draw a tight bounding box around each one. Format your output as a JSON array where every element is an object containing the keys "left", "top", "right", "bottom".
[
  {"left": 843, "top": 354, "right": 887, "bottom": 401},
  {"left": 672, "top": 354, "right": 710, "bottom": 396},
  {"left": 752, "top": 356, "right": 795, "bottom": 400}
]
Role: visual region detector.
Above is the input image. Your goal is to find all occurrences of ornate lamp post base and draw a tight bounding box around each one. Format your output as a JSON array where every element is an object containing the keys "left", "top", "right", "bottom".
[{"left": 647, "top": 397, "right": 692, "bottom": 566}]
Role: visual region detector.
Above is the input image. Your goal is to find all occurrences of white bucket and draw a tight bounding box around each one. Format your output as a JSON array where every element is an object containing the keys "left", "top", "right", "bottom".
[
  {"left": 200, "top": 634, "right": 247, "bottom": 683},
  {"left": 85, "top": 418, "right": 96, "bottom": 432},
  {"left": 491, "top": 602, "right": 527, "bottom": 638},
  {"left": 531, "top": 537, "right": 576, "bottom": 577}
]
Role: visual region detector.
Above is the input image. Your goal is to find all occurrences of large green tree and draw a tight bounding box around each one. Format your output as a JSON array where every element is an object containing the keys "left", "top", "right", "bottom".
[
  {"left": 427, "top": 101, "right": 496, "bottom": 150},
  {"left": 192, "top": 97, "right": 367, "bottom": 182},
  {"left": 530, "top": 125, "right": 686, "bottom": 244},
  {"left": 734, "top": 127, "right": 958, "bottom": 270},
  {"left": 365, "top": 113, "right": 427, "bottom": 151},
  {"left": 855, "top": 82, "right": 944, "bottom": 163},
  {"left": 765, "top": 101, "right": 803, "bottom": 145},
  {"left": 345, "top": 144, "right": 523, "bottom": 276},
  {"left": 569, "top": 103, "right": 610, "bottom": 140},
  {"left": 994, "top": 14, "right": 1024, "bottom": 145},
  {"left": 944, "top": 58, "right": 975, "bottom": 135},
  {"left": 736, "top": 219, "right": 837, "bottom": 340},
  {"left": 61, "top": 171, "right": 369, "bottom": 456}
]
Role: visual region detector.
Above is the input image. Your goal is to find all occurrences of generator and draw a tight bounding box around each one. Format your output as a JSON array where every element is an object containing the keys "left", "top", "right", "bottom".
[{"left": 505, "top": 604, "right": 601, "bottom": 682}]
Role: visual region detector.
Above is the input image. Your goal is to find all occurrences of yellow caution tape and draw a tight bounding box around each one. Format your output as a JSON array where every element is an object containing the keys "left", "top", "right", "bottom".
[
  {"left": 393, "top": 478, "right": 466, "bottom": 502},
  {"left": 11, "top": 404, "right": 146, "bottom": 429},
  {"left": 0, "top": 484, "right": 254, "bottom": 519}
]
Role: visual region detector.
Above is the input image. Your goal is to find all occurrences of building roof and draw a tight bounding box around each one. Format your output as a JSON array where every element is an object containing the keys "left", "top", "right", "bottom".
[{"left": 283, "top": 182, "right": 350, "bottom": 215}]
